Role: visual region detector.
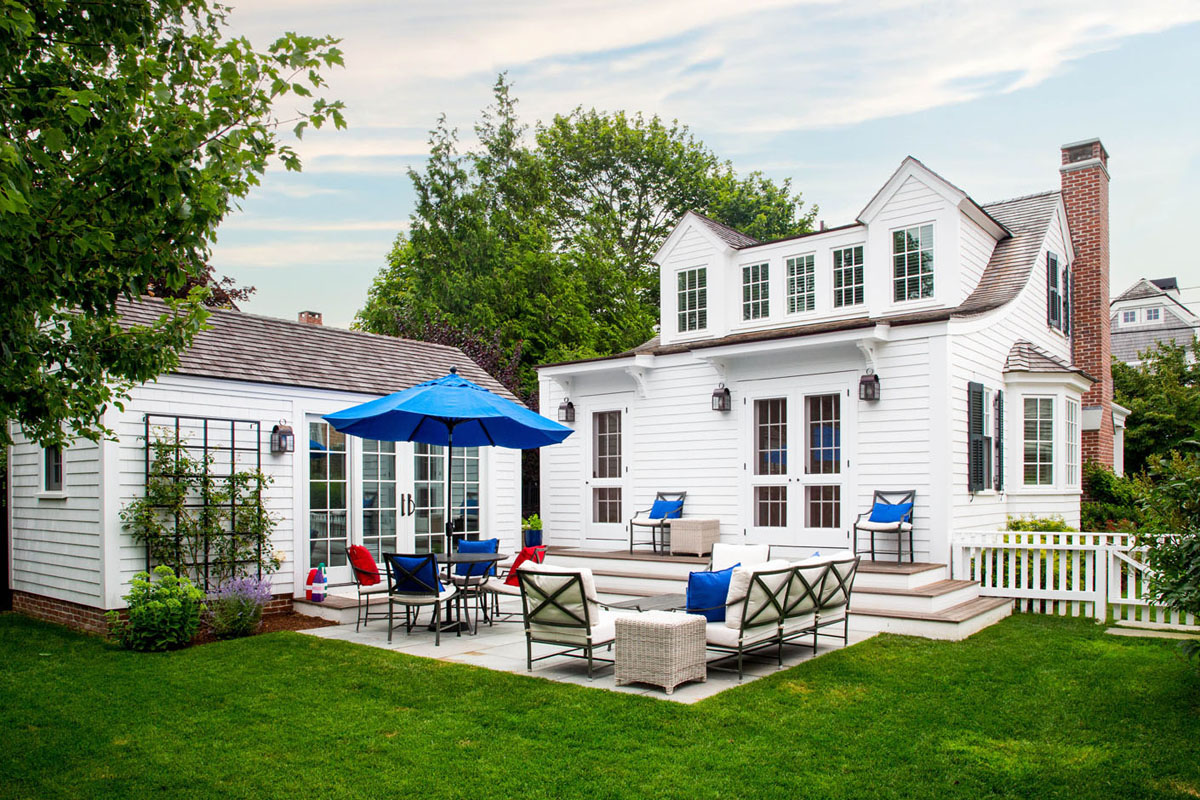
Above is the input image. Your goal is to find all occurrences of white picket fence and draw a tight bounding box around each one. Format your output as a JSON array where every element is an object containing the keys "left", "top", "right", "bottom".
[{"left": 951, "top": 531, "right": 1198, "bottom": 629}]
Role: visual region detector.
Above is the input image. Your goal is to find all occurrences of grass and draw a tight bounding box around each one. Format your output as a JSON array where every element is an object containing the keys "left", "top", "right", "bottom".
[{"left": 0, "top": 613, "right": 1197, "bottom": 800}]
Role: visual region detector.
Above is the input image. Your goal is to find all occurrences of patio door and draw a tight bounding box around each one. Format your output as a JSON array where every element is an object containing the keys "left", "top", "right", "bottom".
[
  {"left": 583, "top": 399, "right": 630, "bottom": 549},
  {"left": 744, "top": 378, "right": 855, "bottom": 554}
]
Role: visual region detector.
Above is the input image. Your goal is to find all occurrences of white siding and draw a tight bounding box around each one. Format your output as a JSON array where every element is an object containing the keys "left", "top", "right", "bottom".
[
  {"left": 874, "top": 175, "right": 945, "bottom": 224},
  {"left": 959, "top": 216, "right": 997, "bottom": 303},
  {"left": 658, "top": 226, "right": 720, "bottom": 347},
  {"left": 8, "top": 429, "right": 103, "bottom": 606}
]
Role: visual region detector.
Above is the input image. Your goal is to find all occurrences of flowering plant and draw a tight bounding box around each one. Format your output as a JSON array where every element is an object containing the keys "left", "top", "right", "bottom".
[{"left": 206, "top": 576, "right": 273, "bottom": 639}]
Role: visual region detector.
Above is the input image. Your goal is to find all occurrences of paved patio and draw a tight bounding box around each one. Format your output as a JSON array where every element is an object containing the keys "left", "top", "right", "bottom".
[{"left": 299, "top": 597, "right": 874, "bottom": 704}]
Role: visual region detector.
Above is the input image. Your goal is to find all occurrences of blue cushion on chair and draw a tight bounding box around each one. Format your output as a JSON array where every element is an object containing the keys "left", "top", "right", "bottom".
[
  {"left": 390, "top": 555, "right": 444, "bottom": 593},
  {"left": 455, "top": 538, "right": 499, "bottom": 577},
  {"left": 869, "top": 502, "right": 913, "bottom": 524},
  {"left": 649, "top": 499, "right": 684, "bottom": 519},
  {"left": 686, "top": 563, "right": 739, "bottom": 622}
]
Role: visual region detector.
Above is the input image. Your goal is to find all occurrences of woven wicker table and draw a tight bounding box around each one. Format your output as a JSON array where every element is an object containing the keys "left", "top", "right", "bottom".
[
  {"left": 615, "top": 611, "right": 707, "bottom": 695},
  {"left": 668, "top": 518, "right": 720, "bottom": 556}
]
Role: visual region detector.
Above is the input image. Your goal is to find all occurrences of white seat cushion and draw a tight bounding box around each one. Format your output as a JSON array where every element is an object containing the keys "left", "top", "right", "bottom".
[
  {"left": 781, "top": 611, "right": 816, "bottom": 636},
  {"left": 390, "top": 585, "right": 456, "bottom": 605},
  {"left": 529, "top": 609, "right": 616, "bottom": 646},
  {"left": 357, "top": 583, "right": 390, "bottom": 595},
  {"left": 521, "top": 561, "right": 601, "bottom": 621},
  {"left": 629, "top": 518, "right": 669, "bottom": 527},
  {"left": 725, "top": 559, "right": 791, "bottom": 629},
  {"left": 706, "top": 621, "right": 778, "bottom": 648},
  {"left": 855, "top": 520, "right": 913, "bottom": 532},
  {"left": 818, "top": 606, "right": 847, "bottom": 624},
  {"left": 711, "top": 543, "right": 771, "bottom": 573},
  {"left": 482, "top": 579, "right": 521, "bottom": 596}
]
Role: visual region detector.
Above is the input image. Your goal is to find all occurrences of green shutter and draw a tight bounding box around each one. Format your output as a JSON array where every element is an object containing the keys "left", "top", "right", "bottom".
[{"left": 968, "top": 382, "right": 985, "bottom": 493}]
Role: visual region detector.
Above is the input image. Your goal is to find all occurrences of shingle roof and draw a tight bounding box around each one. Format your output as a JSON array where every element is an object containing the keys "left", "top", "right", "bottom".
[
  {"left": 1112, "top": 325, "right": 1198, "bottom": 363},
  {"left": 955, "top": 191, "right": 1061, "bottom": 316},
  {"left": 1113, "top": 278, "right": 1163, "bottom": 303},
  {"left": 1003, "top": 340, "right": 1094, "bottom": 382},
  {"left": 117, "top": 297, "right": 517, "bottom": 401},
  {"left": 690, "top": 212, "right": 761, "bottom": 249}
]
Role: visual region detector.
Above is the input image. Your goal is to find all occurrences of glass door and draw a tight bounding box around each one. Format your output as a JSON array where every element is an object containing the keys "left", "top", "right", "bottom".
[
  {"left": 412, "top": 444, "right": 482, "bottom": 553},
  {"left": 308, "top": 420, "right": 350, "bottom": 583},
  {"left": 585, "top": 404, "right": 628, "bottom": 548}
]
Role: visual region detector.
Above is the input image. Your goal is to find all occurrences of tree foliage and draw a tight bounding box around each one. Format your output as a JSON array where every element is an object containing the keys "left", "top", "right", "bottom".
[
  {"left": 357, "top": 76, "right": 817, "bottom": 399},
  {"left": 0, "top": 0, "right": 345, "bottom": 446},
  {"left": 1113, "top": 337, "right": 1200, "bottom": 474}
]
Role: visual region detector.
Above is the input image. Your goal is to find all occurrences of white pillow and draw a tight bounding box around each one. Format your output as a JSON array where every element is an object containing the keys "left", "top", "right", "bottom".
[{"left": 725, "top": 558, "right": 791, "bottom": 629}]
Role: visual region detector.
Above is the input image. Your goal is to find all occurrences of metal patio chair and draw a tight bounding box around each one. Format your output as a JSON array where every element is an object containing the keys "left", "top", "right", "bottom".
[
  {"left": 383, "top": 552, "right": 459, "bottom": 646},
  {"left": 518, "top": 564, "right": 615, "bottom": 680},
  {"left": 628, "top": 491, "right": 686, "bottom": 553},
  {"left": 853, "top": 489, "right": 916, "bottom": 562}
]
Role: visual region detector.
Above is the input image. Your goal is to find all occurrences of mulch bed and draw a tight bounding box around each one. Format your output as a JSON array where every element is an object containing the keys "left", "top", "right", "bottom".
[{"left": 192, "top": 611, "right": 337, "bottom": 646}]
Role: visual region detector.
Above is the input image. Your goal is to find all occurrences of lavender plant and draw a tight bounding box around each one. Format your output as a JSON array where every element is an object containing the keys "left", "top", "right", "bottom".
[{"left": 206, "top": 576, "right": 273, "bottom": 639}]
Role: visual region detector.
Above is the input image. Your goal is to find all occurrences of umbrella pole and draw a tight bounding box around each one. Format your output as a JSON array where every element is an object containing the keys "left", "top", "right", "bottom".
[{"left": 444, "top": 424, "right": 454, "bottom": 556}]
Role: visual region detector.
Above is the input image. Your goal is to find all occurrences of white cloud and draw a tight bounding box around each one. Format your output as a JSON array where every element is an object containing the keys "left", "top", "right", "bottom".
[
  {"left": 219, "top": 217, "right": 409, "bottom": 233},
  {"left": 211, "top": 240, "right": 390, "bottom": 269}
]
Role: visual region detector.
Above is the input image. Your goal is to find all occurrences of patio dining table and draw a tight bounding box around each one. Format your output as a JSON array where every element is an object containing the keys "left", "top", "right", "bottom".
[{"left": 429, "top": 550, "right": 507, "bottom": 634}]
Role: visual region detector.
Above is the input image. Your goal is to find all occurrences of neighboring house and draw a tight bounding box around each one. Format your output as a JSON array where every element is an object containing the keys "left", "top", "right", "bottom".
[
  {"left": 537, "top": 138, "right": 1122, "bottom": 564},
  {"left": 5, "top": 301, "right": 522, "bottom": 632},
  {"left": 1110, "top": 277, "right": 1200, "bottom": 365}
]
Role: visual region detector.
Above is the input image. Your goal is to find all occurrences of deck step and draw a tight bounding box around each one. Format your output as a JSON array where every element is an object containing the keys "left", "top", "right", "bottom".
[
  {"left": 855, "top": 561, "right": 948, "bottom": 590},
  {"left": 850, "top": 596, "right": 1012, "bottom": 640},
  {"left": 853, "top": 579, "right": 982, "bottom": 615}
]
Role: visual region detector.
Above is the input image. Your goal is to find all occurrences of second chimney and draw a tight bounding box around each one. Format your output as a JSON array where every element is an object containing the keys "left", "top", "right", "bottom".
[
  {"left": 298, "top": 310, "right": 323, "bottom": 325},
  {"left": 1060, "top": 138, "right": 1112, "bottom": 468}
]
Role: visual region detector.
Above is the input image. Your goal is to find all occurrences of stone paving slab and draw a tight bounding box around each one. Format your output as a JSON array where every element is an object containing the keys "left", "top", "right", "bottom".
[{"left": 299, "top": 598, "right": 873, "bottom": 704}]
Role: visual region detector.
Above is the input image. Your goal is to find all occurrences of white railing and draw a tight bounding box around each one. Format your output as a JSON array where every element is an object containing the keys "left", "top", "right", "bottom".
[{"left": 951, "top": 531, "right": 1197, "bottom": 629}]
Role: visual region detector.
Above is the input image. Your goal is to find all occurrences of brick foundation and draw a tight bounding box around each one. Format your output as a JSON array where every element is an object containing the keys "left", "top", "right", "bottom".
[{"left": 12, "top": 590, "right": 294, "bottom": 635}]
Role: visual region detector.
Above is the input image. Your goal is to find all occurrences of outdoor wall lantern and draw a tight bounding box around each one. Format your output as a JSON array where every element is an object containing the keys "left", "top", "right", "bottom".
[
  {"left": 858, "top": 370, "right": 881, "bottom": 402},
  {"left": 270, "top": 423, "right": 295, "bottom": 454},
  {"left": 711, "top": 383, "right": 732, "bottom": 412},
  {"left": 557, "top": 398, "right": 576, "bottom": 423}
]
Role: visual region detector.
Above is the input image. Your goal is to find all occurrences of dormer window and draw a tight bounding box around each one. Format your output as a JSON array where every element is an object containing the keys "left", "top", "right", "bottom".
[
  {"left": 742, "top": 263, "right": 769, "bottom": 320},
  {"left": 893, "top": 224, "right": 934, "bottom": 301},
  {"left": 677, "top": 267, "right": 707, "bottom": 332},
  {"left": 1145, "top": 307, "right": 1161, "bottom": 322},
  {"left": 832, "top": 246, "right": 864, "bottom": 308},
  {"left": 1122, "top": 309, "right": 1136, "bottom": 324},
  {"left": 786, "top": 254, "right": 815, "bottom": 313}
]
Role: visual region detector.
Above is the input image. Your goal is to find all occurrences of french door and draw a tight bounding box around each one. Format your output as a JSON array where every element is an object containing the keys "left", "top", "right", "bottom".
[
  {"left": 744, "top": 378, "right": 855, "bottom": 552},
  {"left": 306, "top": 418, "right": 483, "bottom": 583}
]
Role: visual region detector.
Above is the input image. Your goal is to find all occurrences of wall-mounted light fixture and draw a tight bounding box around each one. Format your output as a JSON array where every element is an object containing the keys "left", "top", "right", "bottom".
[
  {"left": 270, "top": 423, "right": 295, "bottom": 454},
  {"left": 858, "top": 370, "right": 881, "bottom": 402},
  {"left": 557, "top": 398, "right": 575, "bottom": 423},
  {"left": 711, "top": 383, "right": 732, "bottom": 412}
]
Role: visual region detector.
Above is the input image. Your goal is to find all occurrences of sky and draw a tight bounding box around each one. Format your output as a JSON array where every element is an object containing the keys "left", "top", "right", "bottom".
[{"left": 213, "top": 1, "right": 1200, "bottom": 329}]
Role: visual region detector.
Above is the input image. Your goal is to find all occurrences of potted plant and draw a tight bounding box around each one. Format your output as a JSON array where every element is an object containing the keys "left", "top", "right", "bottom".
[{"left": 521, "top": 514, "right": 543, "bottom": 548}]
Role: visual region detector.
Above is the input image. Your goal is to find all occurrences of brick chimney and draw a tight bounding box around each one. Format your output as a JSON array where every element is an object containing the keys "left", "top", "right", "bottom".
[
  {"left": 1060, "top": 138, "right": 1112, "bottom": 467},
  {"left": 298, "top": 310, "right": 323, "bottom": 325}
]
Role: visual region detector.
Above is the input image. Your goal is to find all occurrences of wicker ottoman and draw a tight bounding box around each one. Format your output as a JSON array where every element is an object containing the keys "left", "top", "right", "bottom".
[
  {"left": 668, "top": 518, "right": 720, "bottom": 556},
  {"left": 615, "top": 611, "right": 707, "bottom": 694}
]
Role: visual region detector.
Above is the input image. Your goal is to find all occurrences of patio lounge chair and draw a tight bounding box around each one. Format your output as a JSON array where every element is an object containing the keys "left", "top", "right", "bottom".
[
  {"left": 708, "top": 542, "right": 771, "bottom": 572},
  {"left": 383, "top": 553, "right": 459, "bottom": 646},
  {"left": 812, "top": 553, "right": 860, "bottom": 648},
  {"left": 853, "top": 489, "right": 916, "bottom": 562},
  {"left": 704, "top": 560, "right": 792, "bottom": 680},
  {"left": 345, "top": 545, "right": 390, "bottom": 632},
  {"left": 517, "top": 563, "right": 615, "bottom": 679},
  {"left": 629, "top": 491, "right": 686, "bottom": 553}
]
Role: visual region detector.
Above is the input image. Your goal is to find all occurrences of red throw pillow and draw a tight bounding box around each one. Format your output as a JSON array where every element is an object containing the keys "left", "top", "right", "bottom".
[
  {"left": 504, "top": 545, "right": 547, "bottom": 586},
  {"left": 347, "top": 545, "right": 381, "bottom": 586}
]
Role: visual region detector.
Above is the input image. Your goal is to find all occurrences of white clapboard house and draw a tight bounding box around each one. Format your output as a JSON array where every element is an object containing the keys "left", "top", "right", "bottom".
[
  {"left": 5, "top": 302, "right": 522, "bottom": 631},
  {"left": 536, "top": 139, "right": 1122, "bottom": 636}
]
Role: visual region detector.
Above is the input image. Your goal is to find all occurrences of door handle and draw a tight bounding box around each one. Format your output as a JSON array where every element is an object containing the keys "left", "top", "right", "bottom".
[{"left": 407, "top": 494, "right": 415, "bottom": 516}]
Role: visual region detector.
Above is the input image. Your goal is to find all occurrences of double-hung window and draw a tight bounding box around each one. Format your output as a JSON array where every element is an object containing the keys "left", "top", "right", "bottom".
[
  {"left": 1065, "top": 399, "right": 1080, "bottom": 487},
  {"left": 1023, "top": 398, "right": 1054, "bottom": 486},
  {"left": 677, "top": 267, "right": 707, "bottom": 332},
  {"left": 42, "top": 445, "right": 63, "bottom": 493},
  {"left": 786, "top": 254, "right": 815, "bottom": 313},
  {"left": 893, "top": 224, "right": 934, "bottom": 301},
  {"left": 1145, "top": 307, "right": 1161, "bottom": 322},
  {"left": 742, "top": 263, "right": 770, "bottom": 320},
  {"left": 832, "top": 246, "right": 864, "bottom": 307},
  {"left": 1121, "top": 309, "right": 1136, "bottom": 324}
]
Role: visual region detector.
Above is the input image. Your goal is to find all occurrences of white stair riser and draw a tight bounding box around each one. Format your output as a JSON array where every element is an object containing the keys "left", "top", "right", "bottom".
[
  {"left": 593, "top": 576, "right": 687, "bottom": 595},
  {"left": 854, "top": 566, "right": 947, "bottom": 591},
  {"left": 853, "top": 585, "right": 981, "bottom": 615},
  {"left": 849, "top": 603, "right": 1012, "bottom": 641},
  {"left": 549, "top": 555, "right": 698, "bottom": 580},
  {"left": 294, "top": 601, "right": 357, "bottom": 624}
]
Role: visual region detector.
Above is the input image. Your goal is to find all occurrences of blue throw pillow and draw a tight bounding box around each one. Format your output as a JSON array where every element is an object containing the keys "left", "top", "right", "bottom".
[
  {"left": 869, "top": 502, "right": 913, "bottom": 524},
  {"left": 649, "top": 499, "right": 684, "bottom": 519},
  {"left": 390, "top": 555, "right": 444, "bottom": 593},
  {"left": 686, "top": 563, "right": 739, "bottom": 622},
  {"left": 455, "top": 538, "right": 499, "bottom": 577}
]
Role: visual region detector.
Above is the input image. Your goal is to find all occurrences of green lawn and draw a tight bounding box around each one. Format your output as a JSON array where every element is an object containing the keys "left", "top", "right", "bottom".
[{"left": 1, "top": 613, "right": 1197, "bottom": 800}]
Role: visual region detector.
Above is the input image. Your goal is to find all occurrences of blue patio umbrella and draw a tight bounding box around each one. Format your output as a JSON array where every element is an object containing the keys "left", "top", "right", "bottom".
[{"left": 324, "top": 367, "right": 572, "bottom": 553}]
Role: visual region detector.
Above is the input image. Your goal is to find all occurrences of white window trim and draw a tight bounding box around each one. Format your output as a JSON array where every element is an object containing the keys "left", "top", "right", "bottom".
[
  {"left": 1021, "top": 394, "right": 1056, "bottom": 488},
  {"left": 784, "top": 252, "right": 817, "bottom": 316},
  {"left": 37, "top": 443, "right": 69, "bottom": 500},
  {"left": 889, "top": 221, "right": 936, "bottom": 305},
  {"left": 1145, "top": 307, "right": 1161, "bottom": 323},
  {"left": 740, "top": 261, "right": 771, "bottom": 322},
  {"left": 675, "top": 265, "right": 708, "bottom": 335},
  {"left": 1121, "top": 309, "right": 1137, "bottom": 325},
  {"left": 831, "top": 244, "right": 866, "bottom": 309},
  {"left": 1065, "top": 398, "right": 1080, "bottom": 488}
]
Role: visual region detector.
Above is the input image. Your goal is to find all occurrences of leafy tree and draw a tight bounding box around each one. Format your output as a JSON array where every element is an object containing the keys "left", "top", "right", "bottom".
[
  {"left": 0, "top": 0, "right": 345, "bottom": 446},
  {"left": 1113, "top": 337, "right": 1200, "bottom": 474},
  {"left": 358, "top": 76, "right": 816, "bottom": 399}
]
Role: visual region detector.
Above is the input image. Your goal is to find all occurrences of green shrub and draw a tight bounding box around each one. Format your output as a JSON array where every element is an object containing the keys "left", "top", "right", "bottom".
[
  {"left": 106, "top": 566, "right": 204, "bottom": 651},
  {"left": 206, "top": 576, "right": 272, "bottom": 639},
  {"left": 522, "top": 513, "right": 543, "bottom": 530},
  {"left": 1006, "top": 515, "right": 1076, "bottom": 532},
  {"left": 1081, "top": 461, "right": 1142, "bottom": 531}
]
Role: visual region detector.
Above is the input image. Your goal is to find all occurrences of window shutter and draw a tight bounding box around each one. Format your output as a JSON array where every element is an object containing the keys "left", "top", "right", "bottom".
[
  {"left": 1062, "top": 265, "right": 1071, "bottom": 336},
  {"left": 994, "top": 390, "right": 1004, "bottom": 491},
  {"left": 968, "top": 382, "right": 984, "bottom": 493},
  {"left": 1047, "top": 253, "right": 1060, "bottom": 329}
]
